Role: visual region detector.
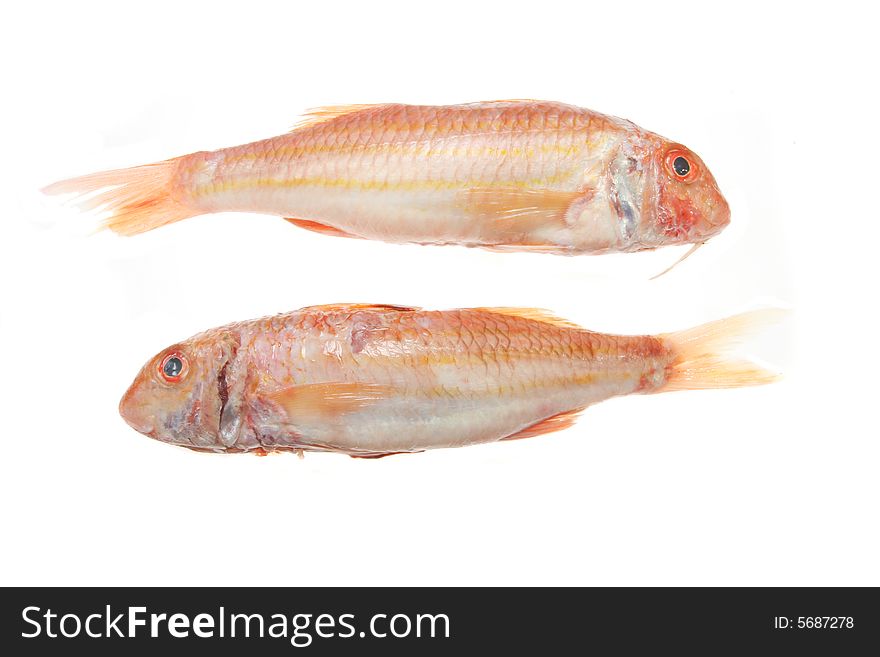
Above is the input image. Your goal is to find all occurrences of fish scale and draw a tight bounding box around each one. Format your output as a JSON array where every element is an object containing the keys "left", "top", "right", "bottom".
[
  {"left": 46, "top": 100, "right": 729, "bottom": 258},
  {"left": 119, "top": 305, "right": 779, "bottom": 456}
]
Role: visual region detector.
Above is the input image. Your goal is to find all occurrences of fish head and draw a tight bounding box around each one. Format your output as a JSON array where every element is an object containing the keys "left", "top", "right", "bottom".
[
  {"left": 610, "top": 133, "right": 730, "bottom": 250},
  {"left": 119, "top": 330, "right": 239, "bottom": 450}
]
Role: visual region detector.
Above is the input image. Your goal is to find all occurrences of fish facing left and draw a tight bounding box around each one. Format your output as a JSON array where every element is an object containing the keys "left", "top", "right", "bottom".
[{"left": 119, "top": 304, "right": 780, "bottom": 457}]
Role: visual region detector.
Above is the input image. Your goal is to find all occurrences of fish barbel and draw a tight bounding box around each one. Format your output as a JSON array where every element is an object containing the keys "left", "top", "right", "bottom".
[
  {"left": 46, "top": 101, "right": 729, "bottom": 256},
  {"left": 119, "top": 305, "right": 778, "bottom": 456}
]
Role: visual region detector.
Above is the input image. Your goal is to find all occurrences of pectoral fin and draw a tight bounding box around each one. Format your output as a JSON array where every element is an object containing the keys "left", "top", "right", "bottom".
[
  {"left": 267, "top": 382, "right": 396, "bottom": 424},
  {"left": 463, "top": 187, "right": 587, "bottom": 227},
  {"left": 459, "top": 187, "right": 591, "bottom": 245}
]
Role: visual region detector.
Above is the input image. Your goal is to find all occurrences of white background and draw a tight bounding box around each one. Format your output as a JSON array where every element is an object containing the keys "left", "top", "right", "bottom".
[{"left": 1, "top": 1, "right": 877, "bottom": 586}]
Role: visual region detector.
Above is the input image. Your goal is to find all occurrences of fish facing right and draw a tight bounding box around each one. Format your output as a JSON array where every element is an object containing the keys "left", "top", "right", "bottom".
[
  {"left": 119, "top": 305, "right": 778, "bottom": 457},
  {"left": 45, "top": 101, "right": 729, "bottom": 259}
]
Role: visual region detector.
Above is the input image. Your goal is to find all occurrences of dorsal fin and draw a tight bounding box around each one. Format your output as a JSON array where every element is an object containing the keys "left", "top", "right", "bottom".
[
  {"left": 290, "top": 104, "right": 388, "bottom": 131},
  {"left": 302, "top": 303, "right": 420, "bottom": 313},
  {"left": 477, "top": 307, "right": 583, "bottom": 329}
]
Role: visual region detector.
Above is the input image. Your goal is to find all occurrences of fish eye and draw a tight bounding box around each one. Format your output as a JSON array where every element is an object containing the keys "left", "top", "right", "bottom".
[
  {"left": 159, "top": 352, "right": 187, "bottom": 383},
  {"left": 664, "top": 149, "right": 698, "bottom": 182},
  {"left": 672, "top": 156, "right": 690, "bottom": 177}
]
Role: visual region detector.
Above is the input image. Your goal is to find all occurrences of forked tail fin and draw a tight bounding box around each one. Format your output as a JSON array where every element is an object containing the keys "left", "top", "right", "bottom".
[
  {"left": 658, "top": 309, "right": 784, "bottom": 392},
  {"left": 42, "top": 156, "right": 198, "bottom": 236}
]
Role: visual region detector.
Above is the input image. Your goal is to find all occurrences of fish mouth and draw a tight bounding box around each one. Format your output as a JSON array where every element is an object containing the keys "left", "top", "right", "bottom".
[
  {"left": 707, "top": 192, "right": 731, "bottom": 231},
  {"left": 119, "top": 403, "right": 155, "bottom": 436},
  {"left": 118, "top": 385, "right": 155, "bottom": 435}
]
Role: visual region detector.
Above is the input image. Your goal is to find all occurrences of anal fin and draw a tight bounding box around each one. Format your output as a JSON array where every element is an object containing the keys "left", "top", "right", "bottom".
[
  {"left": 349, "top": 450, "right": 422, "bottom": 459},
  {"left": 285, "top": 218, "right": 363, "bottom": 239},
  {"left": 500, "top": 407, "right": 585, "bottom": 441}
]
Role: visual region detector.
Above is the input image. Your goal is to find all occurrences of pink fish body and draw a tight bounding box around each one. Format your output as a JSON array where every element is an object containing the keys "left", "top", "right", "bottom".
[
  {"left": 119, "top": 305, "right": 776, "bottom": 457},
  {"left": 46, "top": 101, "right": 729, "bottom": 256}
]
